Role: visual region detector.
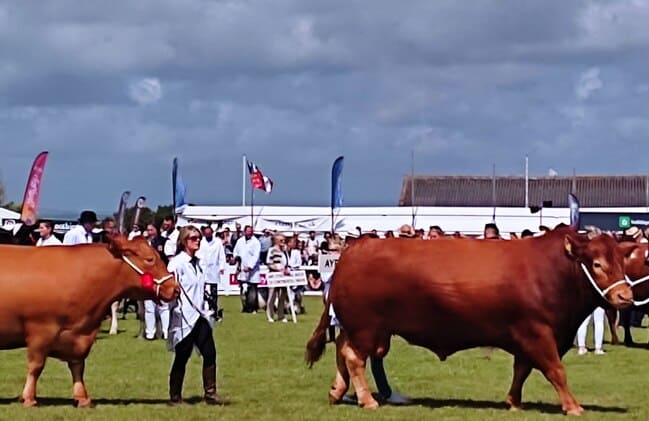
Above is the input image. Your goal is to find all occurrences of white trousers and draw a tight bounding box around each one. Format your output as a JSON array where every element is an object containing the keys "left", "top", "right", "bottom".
[
  {"left": 577, "top": 306, "right": 605, "bottom": 350},
  {"left": 144, "top": 300, "right": 169, "bottom": 339}
]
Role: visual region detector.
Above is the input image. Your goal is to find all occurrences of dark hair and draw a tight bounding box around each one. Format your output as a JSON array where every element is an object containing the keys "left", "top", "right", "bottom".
[
  {"left": 38, "top": 220, "right": 53, "bottom": 230},
  {"left": 521, "top": 229, "right": 534, "bottom": 238},
  {"left": 484, "top": 223, "right": 499, "bottom": 234}
]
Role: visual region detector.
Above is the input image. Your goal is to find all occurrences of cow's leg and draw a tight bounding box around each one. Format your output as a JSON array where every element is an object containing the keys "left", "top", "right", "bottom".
[
  {"left": 341, "top": 340, "right": 378, "bottom": 409},
  {"left": 329, "top": 331, "right": 350, "bottom": 404},
  {"left": 21, "top": 348, "right": 47, "bottom": 407},
  {"left": 606, "top": 308, "right": 620, "bottom": 345},
  {"left": 524, "top": 335, "right": 583, "bottom": 415},
  {"left": 68, "top": 360, "right": 92, "bottom": 408},
  {"left": 109, "top": 301, "right": 119, "bottom": 334},
  {"left": 505, "top": 355, "right": 532, "bottom": 411},
  {"left": 617, "top": 309, "right": 634, "bottom": 346}
]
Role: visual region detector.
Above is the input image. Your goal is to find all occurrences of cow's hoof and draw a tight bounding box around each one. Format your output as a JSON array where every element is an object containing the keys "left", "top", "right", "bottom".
[
  {"left": 359, "top": 399, "right": 379, "bottom": 410},
  {"left": 564, "top": 405, "right": 584, "bottom": 416},
  {"left": 74, "top": 398, "right": 93, "bottom": 408},
  {"left": 328, "top": 391, "right": 344, "bottom": 405}
]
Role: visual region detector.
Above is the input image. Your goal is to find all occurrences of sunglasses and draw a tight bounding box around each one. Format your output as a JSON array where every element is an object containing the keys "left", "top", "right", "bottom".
[{"left": 187, "top": 235, "right": 202, "bottom": 241}]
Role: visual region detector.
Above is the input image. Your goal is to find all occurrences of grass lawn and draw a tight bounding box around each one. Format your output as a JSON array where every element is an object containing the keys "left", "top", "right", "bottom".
[{"left": 1, "top": 296, "right": 648, "bottom": 420}]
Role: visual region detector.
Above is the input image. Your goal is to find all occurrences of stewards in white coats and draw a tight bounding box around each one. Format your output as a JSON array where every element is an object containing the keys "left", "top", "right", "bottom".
[
  {"left": 144, "top": 224, "right": 170, "bottom": 340},
  {"left": 63, "top": 210, "right": 97, "bottom": 245},
  {"left": 233, "top": 225, "right": 261, "bottom": 313},
  {"left": 167, "top": 225, "right": 224, "bottom": 406},
  {"left": 197, "top": 226, "right": 226, "bottom": 319}
]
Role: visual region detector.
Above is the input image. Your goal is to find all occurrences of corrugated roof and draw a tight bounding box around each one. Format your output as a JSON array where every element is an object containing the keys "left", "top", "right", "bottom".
[{"left": 399, "top": 175, "right": 649, "bottom": 207}]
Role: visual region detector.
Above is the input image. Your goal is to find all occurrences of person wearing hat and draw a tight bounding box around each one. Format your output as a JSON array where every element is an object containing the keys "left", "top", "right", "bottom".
[
  {"left": 63, "top": 210, "right": 97, "bottom": 245},
  {"left": 397, "top": 224, "right": 416, "bottom": 238}
]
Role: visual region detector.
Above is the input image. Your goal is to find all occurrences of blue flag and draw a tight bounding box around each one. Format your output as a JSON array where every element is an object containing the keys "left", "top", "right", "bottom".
[
  {"left": 331, "top": 156, "right": 344, "bottom": 209},
  {"left": 568, "top": 193, "right": 580, "bottom": 229},
  {"left": 172, "top": 157, "right": 187, "bottom": 209}
]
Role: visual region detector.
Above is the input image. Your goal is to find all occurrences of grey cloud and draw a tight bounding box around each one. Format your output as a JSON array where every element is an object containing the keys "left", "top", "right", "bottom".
[{"left": 2, "top": 0, "right": 649, "bottom": 214}]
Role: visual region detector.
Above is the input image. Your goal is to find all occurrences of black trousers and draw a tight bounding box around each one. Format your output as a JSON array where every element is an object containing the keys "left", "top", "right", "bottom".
[
  {"left": 204, "top": 284, "right": 219, "bottom": 313},
  {"left": 171, "top": 318, "right": 216, "bottom": 374}
]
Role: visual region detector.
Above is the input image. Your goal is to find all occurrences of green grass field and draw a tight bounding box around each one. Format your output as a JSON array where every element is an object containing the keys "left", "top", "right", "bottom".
[{"left": 1, "top": 296, "right": 649, "bottom": 420}]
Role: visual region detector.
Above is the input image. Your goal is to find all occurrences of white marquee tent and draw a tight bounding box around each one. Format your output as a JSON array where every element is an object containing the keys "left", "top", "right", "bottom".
[
  {"left": 0, "top": 207, "right": 20, "bottom": 231},
  {"left": 177, "top": 205, "right": 577, "bottom": 237}
]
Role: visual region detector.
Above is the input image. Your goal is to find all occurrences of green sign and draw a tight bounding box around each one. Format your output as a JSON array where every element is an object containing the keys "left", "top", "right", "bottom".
[{"left": 619, "top": 216, "right": 631, "bottom": 229}]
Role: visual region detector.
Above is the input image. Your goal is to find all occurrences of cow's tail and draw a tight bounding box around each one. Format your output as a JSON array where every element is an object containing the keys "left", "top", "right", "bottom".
[{"left": 305, "top": 300, "right": 331, "bottom": 368}]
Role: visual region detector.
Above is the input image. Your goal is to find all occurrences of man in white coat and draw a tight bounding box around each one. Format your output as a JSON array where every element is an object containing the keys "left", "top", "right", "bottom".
[
  {"left": 233, "top": 225, "right": 261, "bottom": 313},
  {"left": 197, "top": 225, "right": 226, "bottom": 320}
]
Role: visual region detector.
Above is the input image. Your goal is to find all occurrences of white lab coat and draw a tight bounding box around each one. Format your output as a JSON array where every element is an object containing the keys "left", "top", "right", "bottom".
[{"left": 233, "top": 235, "right": 261, "bottom": 284}]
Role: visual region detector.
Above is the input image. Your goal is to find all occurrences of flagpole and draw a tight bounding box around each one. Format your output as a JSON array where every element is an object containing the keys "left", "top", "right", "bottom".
[
  {"left": 242, "top": 155, "right": 247, "bottom": 206},
  {"left": 250, "top": 184, "right": 254, "bottom": 230}
]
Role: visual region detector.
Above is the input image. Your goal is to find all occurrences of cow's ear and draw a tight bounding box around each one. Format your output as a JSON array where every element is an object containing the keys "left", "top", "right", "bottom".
[
  {"left": 564, "top": 234, "right": 586, "bottom": 259},
  {"left": 107, "top": 234, "right": 129, "bottom": 258},
  {"left": 618, "top": 241, "right": 639, "bottom": 258}
]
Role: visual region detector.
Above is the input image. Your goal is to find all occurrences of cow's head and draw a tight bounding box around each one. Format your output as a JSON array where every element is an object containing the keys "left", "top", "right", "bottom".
[
  {"left": 620, "top": 243, "right": 649, "bottom": 305},
  {"left": 108, "top": 234, "right": 179, "bottom": 302},
  {"left": 565, "top": 232, "right": 636, "bottom": 309}
]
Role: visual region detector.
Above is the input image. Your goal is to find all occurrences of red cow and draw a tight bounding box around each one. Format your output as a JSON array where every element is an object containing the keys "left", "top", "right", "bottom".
[{"left": 306, "top": 226, "right": 636, "bottom": 415}]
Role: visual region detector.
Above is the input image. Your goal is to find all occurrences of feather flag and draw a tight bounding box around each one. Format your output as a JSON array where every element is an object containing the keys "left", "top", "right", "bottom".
[
  {"left": 247, "top": 160, "right": 273, "bottom": 193},
  {"left": 331, "top": 156, "right": 344, "bottom": 210},
  {"left": 117, "top": 191, "right": 131, "bottom": 234},
  {"left": 172, "top": 157, "right": 187, "bottom": 209},
  {"left": 20, "top": 151, "right": 49, "bottom": 226}
]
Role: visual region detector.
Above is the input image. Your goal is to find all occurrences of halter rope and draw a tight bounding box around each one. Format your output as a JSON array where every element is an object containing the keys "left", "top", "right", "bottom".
[{"left": 121, "top": 256, "right": 175, "bottom": 297}]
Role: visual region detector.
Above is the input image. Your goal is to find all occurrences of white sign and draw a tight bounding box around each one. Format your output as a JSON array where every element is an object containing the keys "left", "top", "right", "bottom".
[
  {"left": 318, "top": 252, "right": 340, "bottom": 274},
  {"left": 259, "top": 270, "right": 307, "bottom": 288}
]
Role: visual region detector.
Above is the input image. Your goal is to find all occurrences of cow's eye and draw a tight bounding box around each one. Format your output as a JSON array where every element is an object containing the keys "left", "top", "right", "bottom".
[
  {"left": 145, "top": 257, "right": 155, "bottom": 265},
  {"left": 593, "top": 262, "right": 602, "bottom": 269}
]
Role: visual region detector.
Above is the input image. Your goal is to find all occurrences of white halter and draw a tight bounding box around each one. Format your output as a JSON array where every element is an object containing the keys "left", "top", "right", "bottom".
[
  {"left": 580, "top": 263, "right": 630, "bottom": 301},
  {"left": 121, "top": 256, "right": 175, "bottom": 298}
]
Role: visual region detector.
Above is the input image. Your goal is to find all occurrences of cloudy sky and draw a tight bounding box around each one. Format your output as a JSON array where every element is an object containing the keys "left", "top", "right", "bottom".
[{"left": 1, "top": 0, "right": 649, "bottom": 216}]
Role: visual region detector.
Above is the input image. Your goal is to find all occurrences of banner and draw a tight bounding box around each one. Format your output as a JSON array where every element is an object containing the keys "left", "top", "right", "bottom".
[
  {"left": 568, "top": 193, "right": 580, "bottom": 229},
  {"left": 117, "top": 191, "right": 131, "bottom": 234},
  {"left": 20, "top": 151, "right": 49, "bottom": 226},
  {"left": 331, "top": 156, "right": 344, "bottom": 209},
  {"left": 133, "top": 196, "right": 146, "bottom": 227},
  {"left": 172, "top": 157, "right": 186, "bottom": 210}
]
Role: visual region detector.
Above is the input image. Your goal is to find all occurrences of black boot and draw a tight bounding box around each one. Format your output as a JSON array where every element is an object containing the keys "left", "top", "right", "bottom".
[
  {"left": 168, "top": 369, "right": 185, "bottom": 405},
  {"left": 202, "top": 365, "right": 225, "bottom": 405}
]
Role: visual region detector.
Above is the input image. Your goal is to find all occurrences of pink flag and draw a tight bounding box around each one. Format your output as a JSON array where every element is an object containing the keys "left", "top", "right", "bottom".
[{"left": 20, "top": 151, "right": 49, "bottom": 226}]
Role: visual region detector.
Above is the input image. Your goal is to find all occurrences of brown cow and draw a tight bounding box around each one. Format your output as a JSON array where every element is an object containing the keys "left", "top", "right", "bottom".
[
  {"left": 0, "top": 235, "right": 179, "bottom": 407},
  {"left": 306, "top": 226, "right": 636, "bottom": 415},
  {"left": 607, "top": 243, "right": 649, "bottom": 346}
]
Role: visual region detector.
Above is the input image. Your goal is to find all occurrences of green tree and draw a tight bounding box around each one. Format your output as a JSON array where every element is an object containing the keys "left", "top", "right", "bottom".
[
  {"left": 3, "top": 201, "right": 22, "bottom": 213},
  {"left": 0, "top": 179, "right": 5, "bottom": 205}
]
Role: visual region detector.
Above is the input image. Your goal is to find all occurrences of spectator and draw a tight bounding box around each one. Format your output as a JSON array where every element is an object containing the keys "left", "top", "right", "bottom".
[
  {"left": 397, "top": 224, "right": 416, "bottom": 238},
  {"left": 427, "top": 225, "right": 444, "bottom": 239},
  {"left": 63, "top": 210, "right": 97, "bottom": 245},
  {"left": 521, "top": 229, "right": 534, "bottom": 238},
  {"left": 144, "top": 224, "right": 169, "bottom": 340},
  {"left": 233, "top": 225, "right": 261, "bottom": 313},
  {"left": 266, "top": 233, "right": 290, "bottom": 323},
  {"left": 36, "top": 220, "right": 61, "bottom": 246},
  {"left": 197, "top": 226, "right": 226, "bottom": 321},
  {"left": 483, "top": 223, "right": 501, "bottom": 240}
]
